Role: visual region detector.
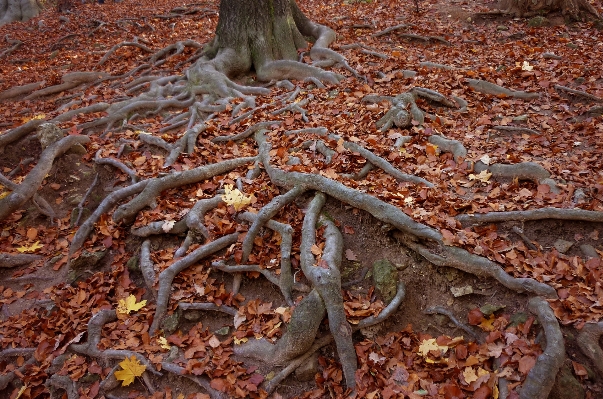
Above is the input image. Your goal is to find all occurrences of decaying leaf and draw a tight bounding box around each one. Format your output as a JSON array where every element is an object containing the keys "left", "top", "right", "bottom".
[
  {"left": 221, "top": 184, "right": 253, "bottom": 211},
  {"left": 117, "top": 294, "right": 147, "bottom": 315},
  {"left": 162, "top": 220, "right": 176, "bottom": 232},
  {"left": 16, "top": 241, "right": 44, "bottom": 253}
]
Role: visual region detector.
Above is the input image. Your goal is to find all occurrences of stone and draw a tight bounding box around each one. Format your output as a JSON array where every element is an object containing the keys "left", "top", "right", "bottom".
[
  {"left": 528, "top": 16, "right": 549, "bottom": 27},
  {"left": 580, "top": 244, "right": 599, "bottom": 259},
  {"left": 162, "top": 312, "right": 180, "bottom": 335},
  {"left": 69, "top": 249, "right": 106, "bottom": 270},
  {"left": 554, "top": 239, "right": 574, "bottom": 254},
  {"left": 126, "top": 255, "right": 139, "bottom": 272},
  {"left": 295, "top": 352, "right": 318, "bottom": 382},
  {"left": 548, "top": 362, "right": 585, "bottom": 399},
  {"left": 37, "top": 123, "right": 64, "bottom": 149},
  {"left": 372, "top": 259, "right": 397, "bottom": 303}
]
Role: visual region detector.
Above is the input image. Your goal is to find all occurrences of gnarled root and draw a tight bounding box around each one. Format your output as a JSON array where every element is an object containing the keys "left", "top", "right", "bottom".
[
  {"left": 576, "top": 322, "right": 603, "bottom": 377},
  {"left": 518, "top": 297, "right": 565, "bottom": 399}
]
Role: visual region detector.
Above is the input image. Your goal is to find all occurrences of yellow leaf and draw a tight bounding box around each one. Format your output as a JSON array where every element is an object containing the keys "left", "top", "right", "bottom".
[
  {"left": 115, "top": 356, "right": 146, "bottom": 386},
  {"left": 15, "top": 384, "right": 27, "bottom": 399},
  {"left": 493, "top": 383, "right": 499, "bottom": 399},
  {"left": 418, "top": 338, "right": 448, "bottom": 357},
  {"left": 468, "top": 170, "right": 492, "bottom": 183},
  {"left": 221, "top": 184, "right": 253, "bottom": 211},
  {"left": 463, "top": 367, "right": 478, "bottom": 384},
  {"left": 0, "top": 191, "right": 10, "bottom": 200},
  {"left": 16, "top": 241, "right": 44, "bottom": 253},
  {"left": 117, "top": 295, "right": 147, "bottom": 315},
  {"left": 233, "top": 337, "right": 248, "bottom": 345},
  {"left": 158, "top": 337, "right": 171, "bottom": 350},
  {"left": 479, "top": 314, "right": 496, "bottom": 331}
]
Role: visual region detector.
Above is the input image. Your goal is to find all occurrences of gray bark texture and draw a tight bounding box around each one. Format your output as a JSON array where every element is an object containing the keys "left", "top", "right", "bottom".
[{"left": 0, "top": 0, "right": 40, "bottom": 26}]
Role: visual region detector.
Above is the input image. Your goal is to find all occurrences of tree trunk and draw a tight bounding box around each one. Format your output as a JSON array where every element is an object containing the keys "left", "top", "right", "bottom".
[
  {"left": 497, "top": 0, "right": 600, "bottom": 20},
  {"left": 204, "top": 0, "right": 337, "bottom": 81},
  {"left": 0, "top": 0, "right": 40, "bottom": 26}
]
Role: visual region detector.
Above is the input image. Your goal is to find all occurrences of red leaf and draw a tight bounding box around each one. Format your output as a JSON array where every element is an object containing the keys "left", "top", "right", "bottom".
[
  {"left": 518, "top": 355, "right": 536, "bottom": 375},
  {"left": 572, "top": 361, "right": 588, "bottom": 376},
  {"left": 210, "top": 378, "right": 227, "bottom": 392},
  {"left": 443, "top": 383, "right": 465, "bottom": 399},
  {"left": 468, "top": 308, "right": 485, "bottom": 325},
  {"left": 473, "top": 385, "right": 492, "bottom": 399}
]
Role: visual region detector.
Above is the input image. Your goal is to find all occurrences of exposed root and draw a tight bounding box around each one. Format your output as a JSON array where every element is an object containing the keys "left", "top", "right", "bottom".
[
  {"left": 98, "top": 41, "right": 154, "bottom": 66},
  {"left": 212, "top": 120, "right": 280, "bottom": 143},
  {"left": 491, "top": 125, "right": 541, "bottom": 136},
  {"left": 419, "top": 61, "right": 457, "bottom": 70},
  {"left": 428, "top": 134, "right": 467, "bottom": 160},
  {"left": 178, "top": 301, "right": 238, "bottom": 316},
  {"left": 0, "top": 253, "right": 42, "bottom": 268},
  {"left": 24, "top": 72, "right": 110, "bottom": 101},
  {"left": 576, "top": 322, "right": 603, "bottom": 377},
  {"left": 112, "top": 157, "right": 255, "bottom": 224},
  {"left": 395, "top": 231, "right": 557, "bottom": 298},
  {"left": 512, "top": 225, "right": 539, "bottom": 251},
  {"left": 264, "top": 280, "right": 406, "bottom": 395},
  {"left": 140, "top": 239, "right": 157, "bottom": 298},
  {"left": 372, "top": 23, "right": 411, "bottom": 37},
  {"left": 424, "top": 306, "right": 481, "bottom": 342},
  {"left": 0, "top": 80, "right": 45, "bottom": 102},
  {"left": 47, "top": 374, "right": 78, "bottom": 399},
  {"left": 467, "top": 78, "right": 539, "bottom": 100},
  {"left": 161, "top": 361, "right": 227, "bottom": 399},
  {"left": 554, "top": 84, "right": 603, "bottom": 102},
  {"left": 150, "top": 233, "right": 239, "bottom": 334},
  {"left": 456, "top": 208, "right": 603, "bottom": 225},
  {"left": 95, "top": 150, "right": 139, "bottom": 184},
  {"left": 474, "top": 161, "right": 552, "bottom": 183},
  {"left": 0, "top": 135, "right": 90, "bottom": 222},
  {"left": 238, "top": 211, "right": 303, "bottom": 304},
  {"left": 518, "top": 297, "right": 565, "bottom": 399},
  {"left": 330, "top": 133, "right": 435, "bottom": 187},
  {"left": 240, "top": 185, "right": 304, "bottom": 262}
]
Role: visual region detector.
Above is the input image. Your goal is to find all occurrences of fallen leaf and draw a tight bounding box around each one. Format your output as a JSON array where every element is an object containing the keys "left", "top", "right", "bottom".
[
  {"left": 345, "top": 249, "right": 357, "bottom": 261},
  {"left": 114, "top": 356, "right": 146, "bottom": 386},
  {"left": 158, "top": 337, "right": 171, "bottom": 350},
  {"left": 16, "top": 241, "right": 44, "bottom": 253},
  {"left": 162, "top": 220, "right": 176, "bottom": 232},
  {"left": 463, "top": 367, "right": 478, "bottom": 384},
  {"left": 221, "top": 184, "right": 253, "bottom": 211},
  {"left": 418, "top": 338, "right": 448, "bottom": 357},
  {"left": 117, "top": 295, "right": 147, "bottom": 315},
  {"left": 468, "top": 170, "right": 492, "bottom": 183}
]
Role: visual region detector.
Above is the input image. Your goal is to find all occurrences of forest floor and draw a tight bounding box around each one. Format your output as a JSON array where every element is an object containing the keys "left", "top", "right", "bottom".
[{"left": 1, "top": 0, "right": 603, "bottom": 398}]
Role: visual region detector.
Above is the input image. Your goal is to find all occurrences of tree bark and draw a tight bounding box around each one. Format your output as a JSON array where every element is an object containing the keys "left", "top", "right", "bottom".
[
  {"left": 205, "top": 0, "right": 332, "bottom": 80},
  {"left": 497, "top": 0, "right": 600, "bottom": 20},
  {"left": 0, "top": 0, "right": 40, "bottom": 26}
]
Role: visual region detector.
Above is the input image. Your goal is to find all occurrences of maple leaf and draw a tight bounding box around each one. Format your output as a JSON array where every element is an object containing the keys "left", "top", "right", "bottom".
[
  {"left": 16, "top": 241, "right": 43, "bottom": 253},
  {"left": 117, "top": 295, "right": 147, "bottom": 315},
  {"left": 221, "top": 184, "right": 253, "bottom": 211},
  {"left": 418, "top": 338, "right": 448, "bottom": 357},
  {"left": 114, "top": 356, "right": 146, "bottom": 386}
]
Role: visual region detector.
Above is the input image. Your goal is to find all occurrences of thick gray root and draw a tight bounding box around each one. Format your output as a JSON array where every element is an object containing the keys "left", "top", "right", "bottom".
[
  {"left": 234, "top": 289, "right": 326, "bottom": 364},
  {"left": 519, "top": 297, "right": 565, "bottom": 399},
  {"left": 113, "top": 157, "right": 255, "bottom": 224},
  {"left": 300, "top": 193, "right": 356, "bottom": 389},
  {"left": 576, "top": 322, "right": 603, "bottom": 377},
  {"left": 467, "top": 79, "right": 539, "bottom": 100},
  {"left": 0, "top": 253, "right": 43, "bottom": 268},
  {"left": 456, "top": 208, "right": 603, "bottom": 226}
]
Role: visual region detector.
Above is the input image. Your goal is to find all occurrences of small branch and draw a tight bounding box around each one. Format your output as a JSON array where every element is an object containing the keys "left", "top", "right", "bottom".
[
  {"left": 424, "top": 306, "right": 481, "bottom": 342},
  {"left": 372, "top": 23, "right": 411, "bottom": 37}
]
